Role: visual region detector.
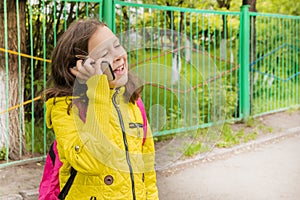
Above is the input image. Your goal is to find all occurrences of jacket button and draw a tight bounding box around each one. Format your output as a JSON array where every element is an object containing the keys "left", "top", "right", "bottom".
[
  {"left": 104, "top": 175, "right": 114, "bottom": 185},
  {"left": 75, "top": 145, "right": 80, "bottom": 152}
]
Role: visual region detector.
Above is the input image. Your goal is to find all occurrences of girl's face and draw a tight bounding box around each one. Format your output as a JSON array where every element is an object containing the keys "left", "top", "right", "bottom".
[{"left": 88, "top": 26, "right": 128, "bottom": 88}]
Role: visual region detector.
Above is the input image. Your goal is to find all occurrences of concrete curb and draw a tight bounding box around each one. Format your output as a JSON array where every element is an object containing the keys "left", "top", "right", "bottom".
[{"left": 158, "top": 126, "right": 300, "bottom": 174}]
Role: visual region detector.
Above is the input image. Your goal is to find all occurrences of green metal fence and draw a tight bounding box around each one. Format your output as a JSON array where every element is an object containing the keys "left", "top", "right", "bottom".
[
  {"left": 250, "top": 12, "right": 300, "bottom": 115},
  {"left": 113, "top": 1, "right": 242, "bottom": 136},
  {"left": 0, "top": 0, "right": 299, "bottom": 168}
]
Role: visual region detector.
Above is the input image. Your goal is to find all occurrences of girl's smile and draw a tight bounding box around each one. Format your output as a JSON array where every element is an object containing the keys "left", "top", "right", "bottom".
[{"left": 113, "top": 63, "right": 126, "bottom": 75}]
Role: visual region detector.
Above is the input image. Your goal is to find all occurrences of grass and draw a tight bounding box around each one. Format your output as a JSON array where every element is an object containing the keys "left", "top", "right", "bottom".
[
  {"left": 184, "top": 142, "right": 202, "bottom": 156},
  {"left": 216, "top": 124, "right": 240, "bottom": 148},
  {"left": 156, "top": 106, "right": 279, "bottom": 158},
  {"left": 182, "top": 115, "right": 276, "bottom": 157}
]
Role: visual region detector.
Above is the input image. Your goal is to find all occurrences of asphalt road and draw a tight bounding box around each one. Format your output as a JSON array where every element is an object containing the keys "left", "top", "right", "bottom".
[{"left": 157, "top": 132, "right": 300, "bottom": 200}]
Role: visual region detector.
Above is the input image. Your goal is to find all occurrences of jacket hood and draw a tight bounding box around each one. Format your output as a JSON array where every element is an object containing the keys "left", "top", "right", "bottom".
[
  {"left": 45, "top": 97, "right": 74, "bottom": 128},
  {"left": 46, "top": 98, "right": 55, "bottom": 129}
]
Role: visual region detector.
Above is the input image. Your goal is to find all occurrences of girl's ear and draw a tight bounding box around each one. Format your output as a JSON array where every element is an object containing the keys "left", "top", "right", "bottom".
[{"left": 70, "top": 66, "right": 78, "bottom": 77}]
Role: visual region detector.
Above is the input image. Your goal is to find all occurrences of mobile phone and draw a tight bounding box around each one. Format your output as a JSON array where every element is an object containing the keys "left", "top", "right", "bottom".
[{"left": 101, "top": 61, "right": 115, "bottom": 81}]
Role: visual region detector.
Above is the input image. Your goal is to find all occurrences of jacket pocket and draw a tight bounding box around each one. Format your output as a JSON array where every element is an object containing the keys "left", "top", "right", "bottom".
[{"left": 128, "top": 122, "right": 143, "bottom": 138}]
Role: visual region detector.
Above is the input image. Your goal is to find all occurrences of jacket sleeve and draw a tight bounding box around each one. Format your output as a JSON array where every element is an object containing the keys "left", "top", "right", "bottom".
[
  {"left": 142, "top": 122, "right": 159, "bottom": 199},
  {"left": 50, "top": 74, "right": 120, "bottom": 175}
]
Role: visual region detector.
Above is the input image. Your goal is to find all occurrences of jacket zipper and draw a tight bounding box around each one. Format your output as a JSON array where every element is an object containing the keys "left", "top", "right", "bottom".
[{"left": 112, "top": 88, "right": 136, "bottom": 200}]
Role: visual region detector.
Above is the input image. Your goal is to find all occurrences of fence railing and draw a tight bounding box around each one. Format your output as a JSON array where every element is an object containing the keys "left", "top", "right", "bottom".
[
  {"left": 113, "top": 1, "right": 242, "bottom": 136},
  {"left": 249, "top": 12, "right": 300, "bottom": 115},
  {"left": 0, "top": 0, "right": 299, "bottom": 168}
]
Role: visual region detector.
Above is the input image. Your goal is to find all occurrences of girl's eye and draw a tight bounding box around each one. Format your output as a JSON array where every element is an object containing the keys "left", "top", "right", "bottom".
[
  {"left": 114, "top": 44, "right": 121, "bottom": 48},
  {"left": 101, "top": 52, "right": 108, "bottom": 58}
]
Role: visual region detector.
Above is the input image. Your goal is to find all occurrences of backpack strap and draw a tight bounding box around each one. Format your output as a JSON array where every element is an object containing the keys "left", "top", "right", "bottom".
[
  {"left": 58, "top": 167, "right": 77, "bottom": 200},
  {"left": 136, "top": 97, "right": 148, "bottom": 146},
  {"left": 48, "top": 142, "right": 56, "bottom": 166},
  {"left": 73, "top": 100, "right": 87, "bottom": 122}
]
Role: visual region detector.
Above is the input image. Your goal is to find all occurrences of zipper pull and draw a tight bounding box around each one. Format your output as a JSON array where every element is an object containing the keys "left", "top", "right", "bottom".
[
  {"left": 115, "top": 87, "right": 121, "bottom": 93},
  {"left": 137, "top": 125, "right": 141, "bottom": 138}
]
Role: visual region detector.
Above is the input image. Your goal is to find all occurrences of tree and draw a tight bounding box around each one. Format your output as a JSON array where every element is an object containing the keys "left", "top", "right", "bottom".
[
  {"left": 257, "top": 0, "right": 300, "bottom": 15},
  {"left": 0, "top": 0, "right": 26, "bottom": 160}
]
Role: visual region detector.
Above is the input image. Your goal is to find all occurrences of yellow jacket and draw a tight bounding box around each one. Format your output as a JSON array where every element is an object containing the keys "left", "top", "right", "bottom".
[{"left": 46, "top": 75, "right": 159, "bottom": 199}]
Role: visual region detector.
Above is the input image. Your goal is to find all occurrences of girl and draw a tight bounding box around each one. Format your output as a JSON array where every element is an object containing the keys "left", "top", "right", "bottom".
[{"left": 44, "top": 18, "right": 159, "bottom": 199}]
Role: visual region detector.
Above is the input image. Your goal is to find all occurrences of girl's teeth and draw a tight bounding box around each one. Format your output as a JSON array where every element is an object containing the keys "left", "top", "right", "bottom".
[
  {"left": 113, "top": 65, "right": 125, "bottom": 75},
  {"left": 114, "top": 65, "right": 124, "bottom": 72}
]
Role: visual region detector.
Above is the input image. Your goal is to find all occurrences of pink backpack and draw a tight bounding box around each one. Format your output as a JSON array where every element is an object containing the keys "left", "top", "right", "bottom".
[{"left": 39, "top": 98, "right": 148, "bottom": 200}]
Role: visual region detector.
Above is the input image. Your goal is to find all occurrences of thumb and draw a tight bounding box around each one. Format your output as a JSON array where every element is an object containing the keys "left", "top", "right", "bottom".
[{"left": 94, "top": 59, "right": 103, "bottom": 75}]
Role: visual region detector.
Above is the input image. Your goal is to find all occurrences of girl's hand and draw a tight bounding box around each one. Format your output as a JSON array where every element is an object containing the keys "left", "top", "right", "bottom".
[{"left": 70, "top": 57, "right": 103, "bottom": 84}]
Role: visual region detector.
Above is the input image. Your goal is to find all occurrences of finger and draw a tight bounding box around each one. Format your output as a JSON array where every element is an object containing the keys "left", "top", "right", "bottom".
[
  {"left": 82, "top": 57, "right": 96, "bottom": 75},
  {"left": 94, "top": 59, "right": 104, "bottom": 75}
]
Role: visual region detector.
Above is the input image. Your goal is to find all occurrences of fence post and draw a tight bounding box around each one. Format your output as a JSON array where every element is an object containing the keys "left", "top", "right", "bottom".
[
  {"left": 102, "top": 0, "right": 115, "bottom": 33},
  {"left": 239, "top": 5, "right": 250, "bottom": 119}
]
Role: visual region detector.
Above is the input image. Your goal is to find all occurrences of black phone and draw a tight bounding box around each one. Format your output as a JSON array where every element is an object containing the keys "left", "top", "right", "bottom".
[
  {"left": 101, "top": 61, "right": 115, "bottom": 81},
  {"left": 75, "top": 56, "right": 115, "bottom": 81}
]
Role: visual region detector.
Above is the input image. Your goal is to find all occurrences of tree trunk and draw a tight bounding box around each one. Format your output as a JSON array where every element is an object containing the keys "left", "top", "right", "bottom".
[
  {"left": 243, "top": 0, "right": 257, "bottom": 63},
  {"left": 0, "top": 0, "right": 26, "bottom": 160},
  {"left": 217, "top": 1, "right": 231, "bottom": 62},
  {"left": 249, "top": 0, "right": 257, "bottom": 64}
]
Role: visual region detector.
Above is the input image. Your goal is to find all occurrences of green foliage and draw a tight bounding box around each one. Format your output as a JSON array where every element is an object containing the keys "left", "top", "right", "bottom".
[
  {"left": 25, "top": 120, "right": 54, "bottom": 154},
  {"left": 216, "top": 124, "right": 240, "bottom": 147},
  {"left": 235, "top": 128, "right": 245, "bottom": 139},
  {"left": 243, "top": 131, "right": 257, "bottom": 142},
  {"left": 145, "top": 0, "right": 300, "bottom": 15},
  {"left": 246, "top": 117, "right": 255, "bottom": 127},
  {"left": 215, "top": 123, "right": 262, "bottom": 148},
  {"left": 184, "top": 142, "right": 202, "bottom": 156},
  {"left": 257, "top": 0, "right": 300, "bottom": 15},
  {"left": 257, "top": 124, "right": 273, "bottom": 134},
  {"left": 250, "top": 13, "right": 300, "bottom": 114},
  {"left": 0, "top": 148, "right": 5, "bottom": 160},
  {"left": 130, "top": 48, "right": 239, "bottom": 133}
]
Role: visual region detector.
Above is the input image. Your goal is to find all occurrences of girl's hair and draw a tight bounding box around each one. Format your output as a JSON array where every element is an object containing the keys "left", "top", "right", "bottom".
[{"left": 44, "top": 18, "right": 142, "bottom": 106}]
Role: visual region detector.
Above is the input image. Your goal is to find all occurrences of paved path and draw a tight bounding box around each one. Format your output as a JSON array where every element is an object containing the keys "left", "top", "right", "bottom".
[{"left": 157, "top": 133, "right": 300, "bottom": 200}]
